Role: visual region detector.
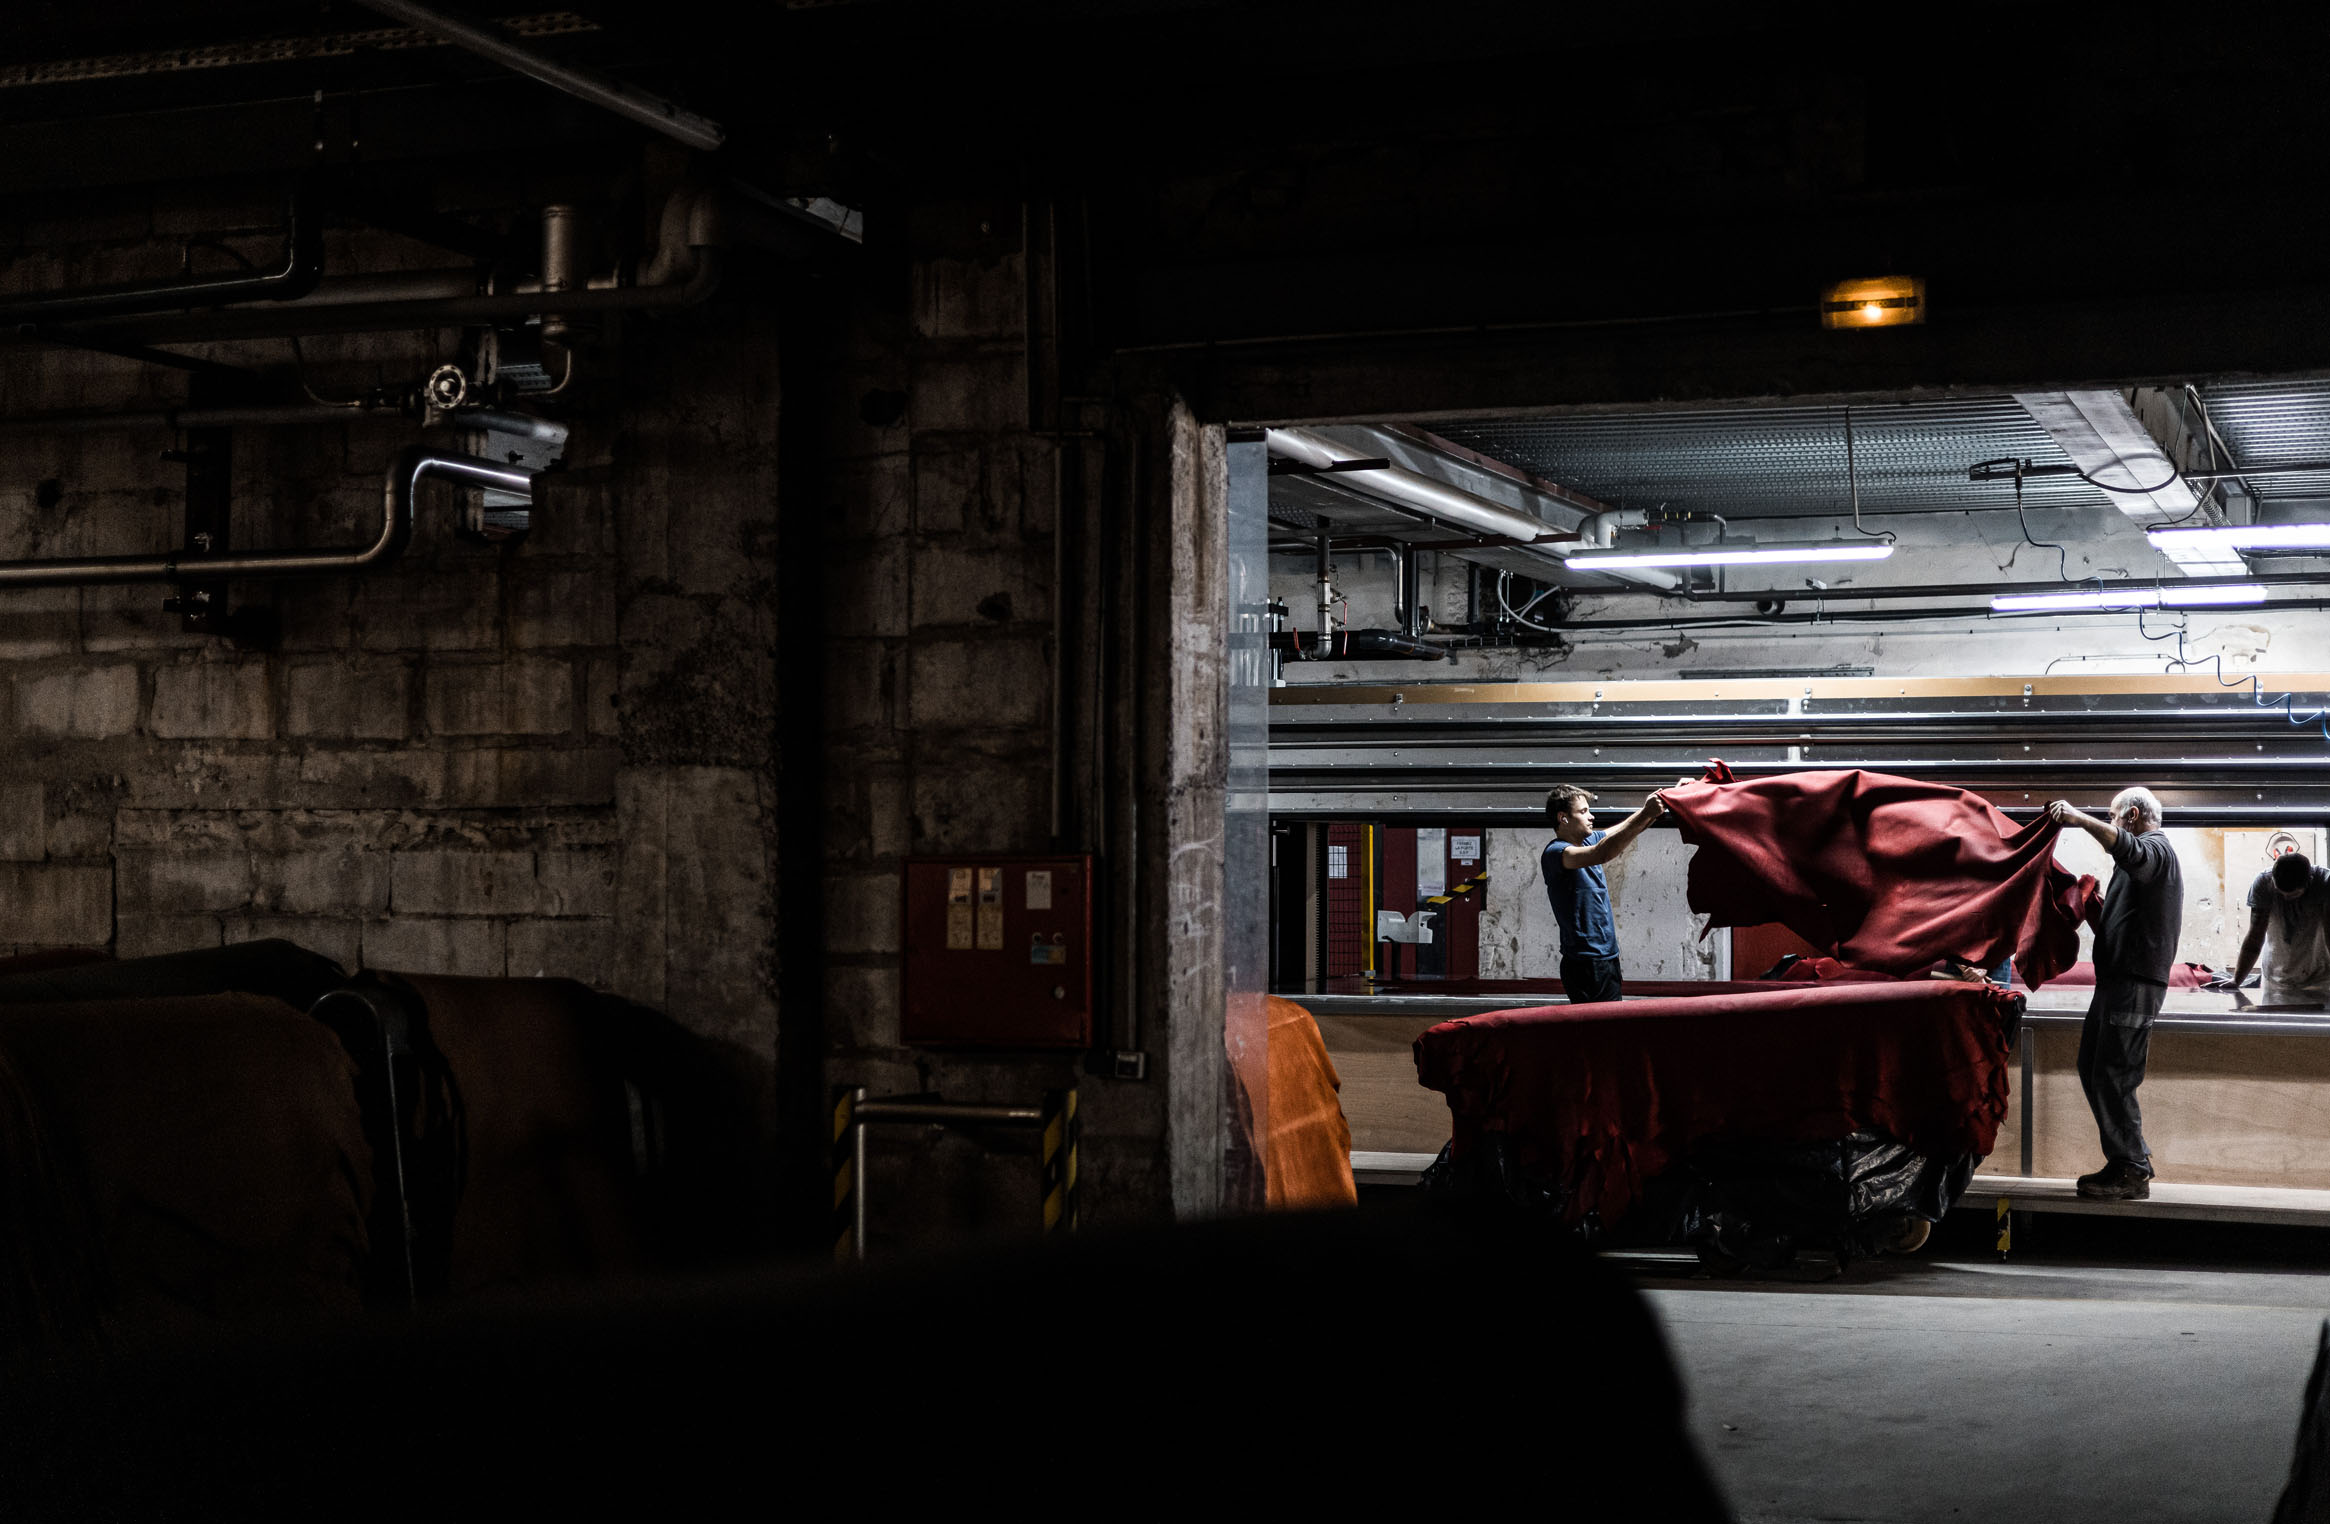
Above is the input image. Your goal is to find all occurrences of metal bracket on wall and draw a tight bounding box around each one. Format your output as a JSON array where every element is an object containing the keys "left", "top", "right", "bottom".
[{"left": 162, "top": 418, "right": 232, "bottom": 634}]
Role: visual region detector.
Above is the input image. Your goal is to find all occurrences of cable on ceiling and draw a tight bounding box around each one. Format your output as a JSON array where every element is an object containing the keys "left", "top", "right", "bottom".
[
  {"left": 2137, "top": 607, "right": 2330, "bottom": 743},
  {"left": 1841, "top": 407, "right": 1895, "bottom": 544}
]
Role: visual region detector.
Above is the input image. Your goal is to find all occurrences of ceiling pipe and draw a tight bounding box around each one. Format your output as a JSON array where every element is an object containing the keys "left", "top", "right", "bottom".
[
  {"left": 1672, "top": 569, "right": 2330, "bottom": 605},
  {"left": 27, "top": 193, "right": 723, "bottom": 347},
  {"left": 1542, "top": 595, "right": 2330, "bottom": 633},
  {"left": 350, "top": 0, "right": 725, "bottom": 152},
  {"left": 0, "top": 447, "right": 528, "bottom": 588},
  {"left": 0, "top": 404, "right": 568, "bottom": 438},
  {"left": 1266, "top": 427, "right": 1561, "bottom": 545},
  {"left": 1266, "top": 426, "right": 1678, "bottom": 591},
  {"left": 0, "top": 192, "right": 320, "bottom": 327}
]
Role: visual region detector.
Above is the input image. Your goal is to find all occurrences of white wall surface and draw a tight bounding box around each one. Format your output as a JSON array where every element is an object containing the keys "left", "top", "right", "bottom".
[{"left": 1477, "top": 826, "right": 1722, "bottom": 981}]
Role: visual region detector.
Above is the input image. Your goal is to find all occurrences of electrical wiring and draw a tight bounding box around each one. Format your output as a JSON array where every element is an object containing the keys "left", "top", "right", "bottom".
[
  {"left": 2010, "top": 464, "right": 2075, "bottom": 582},
  {"left": 2136, "top": 607, "right": 2330, "bottom": 742},
  {"left": 1496, "top": 569, "right": 1559, "bottom": 632}
]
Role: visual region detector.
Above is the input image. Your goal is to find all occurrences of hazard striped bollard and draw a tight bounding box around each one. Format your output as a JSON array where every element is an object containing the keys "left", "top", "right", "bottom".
[
  {"left": 833, "top": 1086, "right": 864, "bottom": 1262},
  {"left": 1040, "top": 1087, "right": 1080, "bottom": 1235}
]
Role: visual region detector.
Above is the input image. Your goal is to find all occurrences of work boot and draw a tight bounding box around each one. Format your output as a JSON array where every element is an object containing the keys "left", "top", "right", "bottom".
[{"left": 2075, "top": 1161, "right": 2151, "bottom": 1200}]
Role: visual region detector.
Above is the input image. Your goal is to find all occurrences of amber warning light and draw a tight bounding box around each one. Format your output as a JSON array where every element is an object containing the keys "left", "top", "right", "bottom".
[{"left": 1821, "top": 275, "right": 1925, "bottom": 330}]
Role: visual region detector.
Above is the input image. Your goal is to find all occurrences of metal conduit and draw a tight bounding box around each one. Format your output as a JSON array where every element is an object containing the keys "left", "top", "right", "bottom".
[
  {"left": 352, "top": 0, "right": 725, "bottom": 151},
  {"left": 0, "top": 405, "right": 570, "bottom": 438},
  {"left": 1677, "top": 569, "right": 2330, "bottom": 605},
  {"left": 0, "top": 446, "right": 530, "bottom": 588},
  {"left": 34, "top": 248, "right": 723, "bottom": 347},
  {"left": 0, "top": 194, "right": 319, "bottom": 327},
  {"left": 1544, "top": 596, "right": 2330, "bottom": 633},
  {"left": 1265, "top": 426, "right": 1679, "bottom": 592},
  {"left": 1265, "top": 426, "right": 1566, "bottom": 548}
]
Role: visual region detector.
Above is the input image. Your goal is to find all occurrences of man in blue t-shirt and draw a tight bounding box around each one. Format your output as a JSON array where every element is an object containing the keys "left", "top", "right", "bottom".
[{"left": 1541, "top": 783, "right": 1672, "bottom": 1005}]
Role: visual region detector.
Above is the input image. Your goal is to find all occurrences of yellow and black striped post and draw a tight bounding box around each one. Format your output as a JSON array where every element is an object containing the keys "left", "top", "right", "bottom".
[
  {"left": 1995, "top": 1195, "right": 2012, "bottom": 1258},
  {"left": 1419, "top": 870, "right": 1490, "bottom": 915},
  {"left": 1040, "top": 1087, "right": 1079, "bottom": 1235},
  {"left": 832, "top": 1086, "right": 861, "bottom": 1262}
]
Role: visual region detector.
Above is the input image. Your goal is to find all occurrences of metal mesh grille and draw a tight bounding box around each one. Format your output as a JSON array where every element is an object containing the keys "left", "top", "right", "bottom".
[{"left": 1434, "top": 396, "right": 2108, "bottom": 519}]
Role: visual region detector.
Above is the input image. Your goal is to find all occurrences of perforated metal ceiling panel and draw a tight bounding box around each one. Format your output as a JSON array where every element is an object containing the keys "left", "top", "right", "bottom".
[
  {"left": 2200, "top": 381, "right": 2330, "bottom": 499},
  {"left": 1433, "top": 396, "right": 2104, "bottom": 519}
]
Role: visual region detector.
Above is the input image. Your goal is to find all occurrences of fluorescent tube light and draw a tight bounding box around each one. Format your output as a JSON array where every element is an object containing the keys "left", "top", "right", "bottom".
[
  {"left": 2147, "top": 523, "right": 2330, "bottom": 553},
  {"left": 1564, "top": 540, "right": 1896, "bottom": 569},
  {"left": 1990, "top": 584, "right": 2270, "bottom": 613}
]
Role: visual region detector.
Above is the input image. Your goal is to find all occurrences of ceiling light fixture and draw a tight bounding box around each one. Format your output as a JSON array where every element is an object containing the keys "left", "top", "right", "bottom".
[
  {"left": 2147, "top": 523, "right": 2330, "bottom": 553},
  {"left": 1990, "top": 584, "right": 2270, "bottom": 613},
  {"left": 1820, "top": 275, "right": 1925, "bottom": 330},
  {"left": 1565, "top": 539, "right": 1895, "bottom": 569}
]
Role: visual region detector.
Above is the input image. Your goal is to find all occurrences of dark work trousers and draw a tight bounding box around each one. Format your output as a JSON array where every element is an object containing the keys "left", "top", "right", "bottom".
[
  {"left": 1560, "top": 954, "right": 1624, "bottom": 1006},
  {"left": 2078, "top": 976, "right": 2166, "bottom": 1174}
]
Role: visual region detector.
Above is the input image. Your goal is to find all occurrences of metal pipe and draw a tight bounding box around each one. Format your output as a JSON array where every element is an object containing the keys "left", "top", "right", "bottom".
[
  {"left": 850, "top": 1086, "right": 868, "bottom": 1262},
  {"left": 853, "top": 1100, "right": 1047, "bottom": 1126},
  {"left": 1975, "top": 459, "right": 2330, "bottom": 484},
  {"left": 1267, "top": 426, "right": 1564, "bottom": 548},
  {"left": 0, "top": 193, "right": 319, "bottom": 327},
  {"left": 0, "top": 446, "right": 529, "bottom": 587},
  {"left": 461, "top": 409, "right": 569, "bottom": 446},
  {"left": 35, "top": 248, "right": 723, "bottom": 346},
  {"left": 1399, "top": 542, "right": 1423, "bottom": 638},
  {"left": 1316, "top": 530, "right": 1334, "bottom": 638},
  {"left": 1679, "top": 569, "right": 2330, "bottom": 605},
  {"left": 539, "top": 204, "right": 582, "bottom": 346},
  {"left": 1272, "top": 629, "right": 1446, "bottom": 661},
  {"left": 351, "top": 0, "right": 725, "bottom": 151},
  {"left": 1266, "top": 426, "right": 1679, "bottom": 591},
  {"left": 1546, "top": 595, "right": 2330, "bottom": 632},
  {"left": 0, "top": 404, "right": 378, "bottom": 435},
  {"left": 273, "top": 269, "right": 482, "bottom": 308},
  {"left": 0, "top": 403, "right": 569, "bottom": 438}
]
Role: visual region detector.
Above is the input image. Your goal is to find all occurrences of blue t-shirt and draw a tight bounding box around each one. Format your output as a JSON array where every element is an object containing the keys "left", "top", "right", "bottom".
[{"left": 1542, "top": 832, "right": 1619, "bottom": 959}]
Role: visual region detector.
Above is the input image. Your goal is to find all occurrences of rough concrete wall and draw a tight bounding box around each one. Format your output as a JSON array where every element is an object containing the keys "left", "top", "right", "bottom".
[
  {"left": 1476, "top": 828, "right": 1720, "bottom": 982},
  {"left": 0, "top": 200, "right": 779, "bottom": 1090},
  {"left": 813, "top": 206, "right": 1235, "bottom": 1246},
  {"left": 816, "top": 205, "right": 1106, "bottom": 1248}
]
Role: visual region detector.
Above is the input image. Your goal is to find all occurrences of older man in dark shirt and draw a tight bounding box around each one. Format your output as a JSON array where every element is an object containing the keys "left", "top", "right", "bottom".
[{"left": 2048, "top": 787, "right": 2183, "bottom": 1200}]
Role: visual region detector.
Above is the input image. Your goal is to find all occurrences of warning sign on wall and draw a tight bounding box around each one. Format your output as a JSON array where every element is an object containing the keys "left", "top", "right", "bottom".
[
  {"left": 1416, "top": 828, "right": 1446, "bottom": 898},
  {"left": 1452, "top": 835, "right": 1481, "bottom": 863}
]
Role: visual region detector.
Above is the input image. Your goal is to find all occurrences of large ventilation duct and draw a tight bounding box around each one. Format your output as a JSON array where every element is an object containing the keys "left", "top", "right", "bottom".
[
  {"left": 1262, "top": 427, "right": 1675, "bottom": 590},
  {"left": 2014, "top": 390, "right": 2238, "bottom": 575}
]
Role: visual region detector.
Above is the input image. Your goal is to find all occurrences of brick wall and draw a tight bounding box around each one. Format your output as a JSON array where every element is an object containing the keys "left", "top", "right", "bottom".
[{"left": 0, "top": 188, "right": 779, "bottom": 1096}]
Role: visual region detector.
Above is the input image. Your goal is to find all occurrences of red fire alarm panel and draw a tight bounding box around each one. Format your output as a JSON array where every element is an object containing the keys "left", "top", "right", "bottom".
[{"left": 901, "top": 855, "right": 1094, "bottom": 1047}]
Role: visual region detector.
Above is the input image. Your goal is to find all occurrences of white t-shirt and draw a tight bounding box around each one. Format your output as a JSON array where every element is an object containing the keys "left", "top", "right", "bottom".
[{"left": 2250, "top": 865, "right": 2330, "bottom": 998}]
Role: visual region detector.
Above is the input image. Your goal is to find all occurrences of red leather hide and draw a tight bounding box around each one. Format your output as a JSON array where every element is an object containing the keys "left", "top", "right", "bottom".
[
  {"left": 1662, "top": 769, "right": 2095, "bottom": 989},
  {"left": 1413, "top": 981, "right": 2017, "bottom": 1229}
]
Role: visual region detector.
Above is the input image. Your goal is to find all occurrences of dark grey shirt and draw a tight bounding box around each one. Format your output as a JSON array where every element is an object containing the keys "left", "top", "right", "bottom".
[{"left": 2093, "top": 828, "right": 2183, "bottom": 987}]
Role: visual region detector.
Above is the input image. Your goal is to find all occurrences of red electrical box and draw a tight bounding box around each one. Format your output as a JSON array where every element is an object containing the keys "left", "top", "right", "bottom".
[{"left": 901, "top": 855, "right": 1095, "bottom": 1047}]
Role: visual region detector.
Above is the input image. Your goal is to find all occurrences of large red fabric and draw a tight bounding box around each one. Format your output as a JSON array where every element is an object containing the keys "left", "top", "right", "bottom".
[
  {"left": 1662, "top": 769, "right": 2095, "bottom": 990},
  {"left": 1413, "top": 981, "right": 2017, "bottom": 1228}
]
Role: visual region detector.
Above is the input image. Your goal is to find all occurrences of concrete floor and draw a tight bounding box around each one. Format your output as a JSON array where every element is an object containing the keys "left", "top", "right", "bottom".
[{"left": 1632, "top": 1243, "right": 2330, "bottom": 1524}]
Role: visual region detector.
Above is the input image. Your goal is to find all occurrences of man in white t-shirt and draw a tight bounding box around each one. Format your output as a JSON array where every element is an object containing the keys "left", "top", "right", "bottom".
[{"left": 2233, "top": 852, "right": 2330, "bottom": 1007}]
